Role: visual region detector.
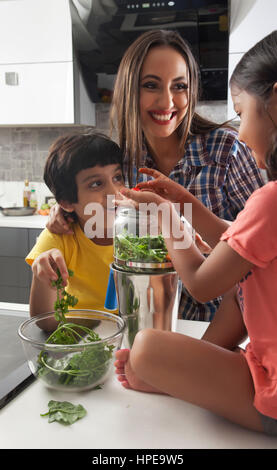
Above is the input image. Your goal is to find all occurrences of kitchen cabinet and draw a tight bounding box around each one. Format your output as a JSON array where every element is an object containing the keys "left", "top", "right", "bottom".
[
  {"left": 227, "top": 0, "right": 277, "bottom": 119},
  {"left": 0, "top": 0, "right": 72, "bottom": 64},
  {"left": 0, "top": 227, "right": 41, "bottom": 303},
  {"left": 0, "top": 62, "right": 75, "bottom": 126},
  {"left": 0, "top": 0, "right": 95, "bottom": 126}
]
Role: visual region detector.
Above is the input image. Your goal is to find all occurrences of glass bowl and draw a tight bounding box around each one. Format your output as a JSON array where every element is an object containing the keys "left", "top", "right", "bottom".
[{"left": 18, "top": 310, "right": 125, "bottom": 392}]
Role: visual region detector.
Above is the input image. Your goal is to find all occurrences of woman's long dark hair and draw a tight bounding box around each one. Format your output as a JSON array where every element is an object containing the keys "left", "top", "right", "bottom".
[{"left": 230, "top": 30, "right": 277, "bottom": 180}]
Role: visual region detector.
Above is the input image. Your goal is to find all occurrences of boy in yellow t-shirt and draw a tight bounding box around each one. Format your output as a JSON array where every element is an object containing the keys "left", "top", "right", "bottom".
[{"left": 26, "top": 132, "right": 124, "bottom": 320}]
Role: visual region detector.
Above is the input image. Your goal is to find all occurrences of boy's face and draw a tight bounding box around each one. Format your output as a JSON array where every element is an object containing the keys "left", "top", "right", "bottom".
[{"left": 61, "top": 164, "right": 124, "bottom": 241}]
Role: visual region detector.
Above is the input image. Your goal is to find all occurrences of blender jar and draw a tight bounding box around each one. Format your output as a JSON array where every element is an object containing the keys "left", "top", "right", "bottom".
[{"left": 113, "top": 206, "right": 173, "bottom": 273}]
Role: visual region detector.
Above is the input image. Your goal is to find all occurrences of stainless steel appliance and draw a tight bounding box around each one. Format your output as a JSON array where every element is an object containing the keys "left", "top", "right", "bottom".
[
  {"left": 104, "top": 206, "right": 181, "bottom": 347},
  {"left": 112, "top": 264, "right": 180, "bottom": 348}
]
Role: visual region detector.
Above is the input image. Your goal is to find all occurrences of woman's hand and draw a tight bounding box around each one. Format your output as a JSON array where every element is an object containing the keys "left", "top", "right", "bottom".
[
  {"left": 46, "top": 204, "right": 74, "bottom": 235},
  {"left": 32, "top": 248, "right": 69, "bottom": 288}
]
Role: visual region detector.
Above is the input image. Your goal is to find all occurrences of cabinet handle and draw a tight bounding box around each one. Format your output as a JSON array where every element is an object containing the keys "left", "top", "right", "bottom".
[{"left": 5, "top": 72, "right": 19, "bottom": 86}]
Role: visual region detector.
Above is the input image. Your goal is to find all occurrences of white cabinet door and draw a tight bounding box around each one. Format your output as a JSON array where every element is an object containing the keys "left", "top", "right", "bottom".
[
  {"left": 0, "top": 62, "right": 75, "bottom": 125},
  {"left": 228, "top": 0, "right": 277, "bottom": 120},
  {"left": 0, "top": 0, "right": 72, "bottom": 64},
  {"left": 229, "top": 0, "right": 277, "bottom": 53}
]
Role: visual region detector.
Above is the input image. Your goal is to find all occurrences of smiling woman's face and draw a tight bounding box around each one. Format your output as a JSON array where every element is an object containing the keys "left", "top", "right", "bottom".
[{"left": 139, "top": 45, "right": 189, "bottom": 142}]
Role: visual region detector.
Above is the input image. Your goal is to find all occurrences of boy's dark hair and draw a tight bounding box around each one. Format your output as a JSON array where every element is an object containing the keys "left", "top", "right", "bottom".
[
  {"left": 230, "top": 30, "right": 277, "bottom": 180},
  {"left": 44, "top": 131, "right": 123, "bottom": 203}
]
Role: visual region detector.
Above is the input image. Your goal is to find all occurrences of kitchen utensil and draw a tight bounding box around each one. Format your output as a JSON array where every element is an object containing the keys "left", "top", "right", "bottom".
[
  {"left": 18, "top": 310, "right": 125, "bottom": 392},
  {"left": 111, "top": 205, "right": 181, "bottom": 347},
  {"left": 111, "top": 264, "right": 180, "bottom": 348},
  {"left": 114, "top": 206, "right": 173, "bottom": 273},
  {"left": 0, "top": 206, "right": 36, "bottom": 216}
]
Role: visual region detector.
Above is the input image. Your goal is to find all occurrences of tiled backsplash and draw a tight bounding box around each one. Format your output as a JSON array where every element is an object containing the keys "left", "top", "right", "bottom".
[
  {"left": 0, "top": 101, "right": 227, "bottom": 183},
  {"left": 0, "top": 126, "right": 90, "bottom": 182}
]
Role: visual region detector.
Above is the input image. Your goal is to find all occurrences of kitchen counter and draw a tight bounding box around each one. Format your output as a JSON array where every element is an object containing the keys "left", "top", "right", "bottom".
[
  {"left": 0, "top": 213, "right": 47, "bottom": 229},
  {"left": 0, "top": 313, "right": 276, "bottom": 450}
]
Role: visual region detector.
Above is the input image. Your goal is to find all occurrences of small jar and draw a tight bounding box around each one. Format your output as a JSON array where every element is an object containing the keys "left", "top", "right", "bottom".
[
  {"left": 29, "top": 189, "right": 38, "bottom": 209},
  {"left": 113, "top": 206, "right": 173, "bottom": 273}
]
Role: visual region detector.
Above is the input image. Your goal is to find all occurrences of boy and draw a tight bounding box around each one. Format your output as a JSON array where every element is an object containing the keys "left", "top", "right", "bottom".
[{"left": 26, "top": 132, "right": 124, "bottom": 321}]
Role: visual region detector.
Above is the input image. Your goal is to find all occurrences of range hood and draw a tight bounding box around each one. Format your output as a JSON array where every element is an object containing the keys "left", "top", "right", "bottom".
[{"left": 70, "top": 0, "right": 229, "bottom": 101}]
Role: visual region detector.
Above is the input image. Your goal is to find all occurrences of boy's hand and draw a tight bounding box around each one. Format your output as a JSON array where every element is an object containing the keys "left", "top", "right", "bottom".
[
  {"left": 46, "top": 204, "right": 74, "bottom": 235},
  {"left": 32, "top": 249, "right": 69, "bottom": 288},
  {"left": 137, "top": 168, "right": 190, "bottom": 206}
]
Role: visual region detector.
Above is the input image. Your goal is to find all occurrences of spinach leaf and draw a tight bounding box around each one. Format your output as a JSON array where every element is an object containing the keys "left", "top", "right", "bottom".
[
  {"left": 40, "top": 400, "right": 87, "bottom": 425},
  {"left": 114, "top": 230, "right": 170, "bottom": 264}
]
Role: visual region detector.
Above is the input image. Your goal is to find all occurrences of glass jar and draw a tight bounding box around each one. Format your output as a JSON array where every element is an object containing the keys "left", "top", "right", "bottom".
[{"left": 113, "top": 206, "right": 173, "bottom": 273}]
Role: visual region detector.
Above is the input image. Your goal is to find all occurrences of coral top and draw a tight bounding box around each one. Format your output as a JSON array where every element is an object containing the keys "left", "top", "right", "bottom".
[{"left": 221, "top": 181, "right": 277, "bottom": 418}]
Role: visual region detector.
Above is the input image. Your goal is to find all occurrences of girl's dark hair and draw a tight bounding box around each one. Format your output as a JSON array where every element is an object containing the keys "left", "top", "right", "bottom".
[
  {"left": 230, "top": 30, "right": 277, "bottom": 180},
  {"left": 44, "top": 131, "right": 123, "bottom": 203},
  {"left": 110, "top": 29, "right": 231, "bottom": 187}
]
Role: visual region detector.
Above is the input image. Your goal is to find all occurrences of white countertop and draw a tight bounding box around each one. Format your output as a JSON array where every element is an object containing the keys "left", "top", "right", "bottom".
[
  {"left": 0, "top": 213, "right": 47, "bottom": 229},
  {"left": 0, "top": 317, "right": 276, "bottom": 450}
]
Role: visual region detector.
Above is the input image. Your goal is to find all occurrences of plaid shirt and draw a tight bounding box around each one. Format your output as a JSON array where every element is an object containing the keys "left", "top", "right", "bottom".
[{"left": 124, "top": 128, "right": 265, "bottom": 321}]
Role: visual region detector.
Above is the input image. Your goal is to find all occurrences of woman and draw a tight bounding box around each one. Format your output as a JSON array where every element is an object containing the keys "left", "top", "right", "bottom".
[{"left": 47, "top": 29, "right": 264, "bottom": 321}]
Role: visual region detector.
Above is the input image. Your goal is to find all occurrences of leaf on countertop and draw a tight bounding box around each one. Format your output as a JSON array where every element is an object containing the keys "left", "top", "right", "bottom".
[{"left": 40, "top": 400, "right": 87, "bottom": 425}]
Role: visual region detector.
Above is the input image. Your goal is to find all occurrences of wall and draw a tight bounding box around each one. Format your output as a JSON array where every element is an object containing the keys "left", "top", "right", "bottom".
[
  {"left": 0, "top": 100, "right": 232, "bottom": 207},
  {"left": 0, "top": 101, "right": 227, "bottom": 183},
  {"left": 0, "top": 126, "right": 87, "bottom": 183}
]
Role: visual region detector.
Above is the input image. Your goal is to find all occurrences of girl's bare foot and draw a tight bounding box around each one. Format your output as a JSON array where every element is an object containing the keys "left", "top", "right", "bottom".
[{"left": 114, "top": 348, "right": 162, "bottom": 393}]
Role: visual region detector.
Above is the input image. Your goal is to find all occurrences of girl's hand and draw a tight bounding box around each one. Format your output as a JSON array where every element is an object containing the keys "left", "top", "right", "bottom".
[
  {"left": 46, "top": 204, "right": 74, "bottom": 235},
  {"left": 195, "top": 233, "right": 212, "bottom": 254},
  {"left": 137, "top": 168, "right": 190, "bottom": 206},
  {"left": 32, "top": 249, "right": 69, "bottom": 288},
  {"left": 116, "top": 187, "right": 211, "bottom": 254},
  {"left": 115, "top": 186, "right": 167, "bottom": 210}
]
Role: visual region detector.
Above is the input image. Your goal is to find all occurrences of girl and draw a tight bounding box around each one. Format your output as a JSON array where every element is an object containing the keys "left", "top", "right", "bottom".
[
  {"left": 114, "top": 30, "right": 277, "bottom": 435},
  {"left": 47, "top": 29, "right": 264, "bottom": 322}
]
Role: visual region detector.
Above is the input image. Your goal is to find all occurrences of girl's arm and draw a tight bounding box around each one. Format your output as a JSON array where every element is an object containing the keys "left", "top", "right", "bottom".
[
  {"left": 163, "top": 203, "right": 253, "bottom": 302},
  {"left": 201, "top": 287, "right": 248, "bottom": 350},
  {"left": 118, "top": 188, "right": 253, "bottom": 303},
  {"left": 137, "top": 168, "right": 229, "bottom": 248}
]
